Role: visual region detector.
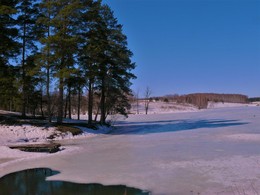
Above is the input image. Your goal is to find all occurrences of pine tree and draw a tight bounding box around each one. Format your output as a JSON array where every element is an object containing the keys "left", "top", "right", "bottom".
[
  {"left": 40, "top": 0, "right": 82, "bottom": 123},
  {"left": 0, "top": 0, "right": 20, "bottom": 110},
  {"left": 0, "top": 0, "right": 19, "bottom": 63},
  {"left": 75, "top": 69, "right": 85, "bottom": 120},
  {"left": 79, "top": 3, "right": 136, "bottom": 124},
  {"left": 16, "top": 0, "right": 41, "bottom": 117},
  {"left": 78, "top": 0, "right": 102, "bottom": 124},
  {"left": 1, "top": 0, "right": 136, "bottom": 122},
  {"left": 37, "top": 0, "right": 54, "bottom": 122},
  {"left": 23, "top": 53, "right": 43, "bottom": 116},
  {"left": 98, "top": 5, "right": 136, "bottom": 124}
]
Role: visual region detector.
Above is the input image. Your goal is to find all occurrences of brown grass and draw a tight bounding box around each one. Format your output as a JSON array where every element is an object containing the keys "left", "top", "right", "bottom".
[{"left": 56, "top": 125, "right": 83, "bottom": 136}]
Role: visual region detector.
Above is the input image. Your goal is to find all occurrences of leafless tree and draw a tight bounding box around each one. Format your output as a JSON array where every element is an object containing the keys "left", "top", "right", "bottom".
[
  {"left": 134, "top": 89, "right": 140, "bottom": 114},
  {"left": 144, "top": 87, "right": 152, "bottom": 115}
]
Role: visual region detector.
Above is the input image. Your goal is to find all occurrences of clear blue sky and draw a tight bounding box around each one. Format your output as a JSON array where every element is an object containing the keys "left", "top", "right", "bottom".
[{"left": 103, "top": 0, "right": 260, "bottom": 97}]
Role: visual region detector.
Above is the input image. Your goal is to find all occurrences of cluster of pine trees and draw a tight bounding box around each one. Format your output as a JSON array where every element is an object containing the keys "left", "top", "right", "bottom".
[{"left": 0, "top": 0, "right": 136, "bottom": 124}]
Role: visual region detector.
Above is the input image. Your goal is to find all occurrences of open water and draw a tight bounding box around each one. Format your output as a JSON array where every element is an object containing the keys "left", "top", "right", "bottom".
[{"left": 0, "top": 168, "right": 150, "bottom": 195}]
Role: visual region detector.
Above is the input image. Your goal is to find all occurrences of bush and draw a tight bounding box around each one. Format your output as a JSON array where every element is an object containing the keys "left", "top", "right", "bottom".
[{"left": 57, "top": 125, "right": 82, "bottom": 135}]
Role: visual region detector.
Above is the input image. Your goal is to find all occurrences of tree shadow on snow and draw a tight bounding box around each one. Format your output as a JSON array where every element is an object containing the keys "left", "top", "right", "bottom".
[{"left": 111, "top": 119, "right": 248, "bottom": 135}]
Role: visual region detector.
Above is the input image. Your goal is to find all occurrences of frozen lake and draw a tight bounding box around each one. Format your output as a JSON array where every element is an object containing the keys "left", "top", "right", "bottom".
[{"left": 1, "top": 106, "right": 260, "bottom": 194}]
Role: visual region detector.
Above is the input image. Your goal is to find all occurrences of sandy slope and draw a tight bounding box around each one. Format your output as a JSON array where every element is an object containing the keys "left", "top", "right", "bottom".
[{"left": 0, "top": 105, "right": 260, "bottom": 194}]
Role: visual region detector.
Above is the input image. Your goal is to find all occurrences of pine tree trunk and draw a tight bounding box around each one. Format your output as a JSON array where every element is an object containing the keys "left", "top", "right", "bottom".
[
  {"left": 94, "top": 105, "right": 99, "bottom": 122},
  {"left": 64, "top": 94, "right": 68, "bottom": 118},
  {"left": 40, "top": 90, "right": 44, "bottom": 117},
  {"left": 94, "top": 97, "right": 101, "bottom": 122},
  {"left": 57, "top": 77, "right": 64, "bottom": 124},
  {"left": 9, "top": 98, "right": 12, "bottom": 112},
  {"left": 47, "top": 64, "right": 51, "bottom": 122},
  {"left": 68, "top": 86, "right": 71, "bottom": 119},
  {"left": 77, "top": 86, "right": 81, "bottom": 120},
  {"left": 88, "top": 79, "right": 93, "bottom": 124},
  {"left": 21, "top": 22, "right": 26, "bottom": 118},
  {"left": 100, "top": 77, "right": 106, "bottom": 124},
  {"left": 33, "top": 107, "right": 36, "bottom": 118},
  {"left": 47, "top": 7, "right": 51, "bottom": 123}
]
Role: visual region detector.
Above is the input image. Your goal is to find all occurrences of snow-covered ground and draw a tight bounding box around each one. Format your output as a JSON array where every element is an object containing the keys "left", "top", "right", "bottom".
[
  {"left": 131, "top": 100, "right": 254, "bottom": 114},
  {"left": 207, "top": 101, "right": 253, "bottom": 109},
  {"left": 0, "top": 124, "right": 58, "bottom": 145},
  {"left": 0, "top": 104, "right": 260, "bottom": 194},
  {"left": 131, "top": 101, "right": 199, "bottom": 114},
  {"left": 0, "top": 109, "right": 112, "bottom": 146}
]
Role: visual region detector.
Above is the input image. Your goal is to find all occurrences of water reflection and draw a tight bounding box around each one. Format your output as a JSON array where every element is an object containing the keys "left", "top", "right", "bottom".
[{"left": 0, "top": 168, "right": 150, "bottom": 195}]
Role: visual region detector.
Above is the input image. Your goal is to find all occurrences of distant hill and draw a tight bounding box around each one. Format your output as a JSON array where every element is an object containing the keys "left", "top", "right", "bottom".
[{"left": 158, "top": 93, "right": 248, "bottom": 109}]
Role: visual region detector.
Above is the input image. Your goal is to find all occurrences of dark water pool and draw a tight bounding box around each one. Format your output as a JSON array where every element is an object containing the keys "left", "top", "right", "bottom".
[{"left": 0, "top": 168, "right": 150, "bottom": 195}]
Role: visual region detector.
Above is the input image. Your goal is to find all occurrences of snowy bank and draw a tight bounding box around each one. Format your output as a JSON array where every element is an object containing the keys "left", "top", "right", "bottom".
[
  {"left": 0, "top": 123, "right": 112, "bottom": 145},
  {"left": 0, "top": 124, "right": 57, "bottom": 145}
]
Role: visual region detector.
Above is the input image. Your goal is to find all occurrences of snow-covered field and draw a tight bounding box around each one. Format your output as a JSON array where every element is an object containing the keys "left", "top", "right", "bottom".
[
  {"left": 0, "top": 104, "right": 260, "bottom": 194},
  {"left": 131, "top": 101, "right": 199, "bottom": 114}
]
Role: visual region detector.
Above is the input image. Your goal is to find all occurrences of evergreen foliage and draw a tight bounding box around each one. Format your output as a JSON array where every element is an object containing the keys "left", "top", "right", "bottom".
[
  {"left": 0, "top": 0, "right": 20, "bottom": 111},
  {"left": 16, "top": 0, "right": 42, "bottom": 117},
  {"left": 0, "top": 0, "right": 136, "bottom": 124}
]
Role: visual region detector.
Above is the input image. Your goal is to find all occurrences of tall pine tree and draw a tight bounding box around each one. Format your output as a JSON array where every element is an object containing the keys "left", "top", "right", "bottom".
[
  {"left": 0, "top": 0, "right": 20, "bottom": 110},
  {"left": 37, "top": 0, "right": 54, "bottom": 122},
  {"left": 78, "top": 2, "right": 136, "bottom": 124},
  {"left": 17, "top": 0, "right": 41, "bottom": 117},
  {"left": 97, "top": 5, "right": 136, "bottom": 124},
  {"left": 78, "top": 0, "right": 102, "bottom": 124},
  {"left": 41, "top": 0, "right": 82, "bottom": 123}
]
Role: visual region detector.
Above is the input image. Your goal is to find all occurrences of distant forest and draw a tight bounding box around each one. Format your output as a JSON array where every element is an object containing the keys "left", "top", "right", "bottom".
[
  {"left": 162, "top": 93, "right": 248, "bottom": 109},
  {"left": 248, "top": 97, "right": 260, "bottom": 102},
  {"left": 0, "top": 0, "right": 136, "bottom": 124}
]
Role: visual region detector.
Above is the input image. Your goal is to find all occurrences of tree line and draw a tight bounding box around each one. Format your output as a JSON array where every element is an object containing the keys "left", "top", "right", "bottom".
[
  {"left": 175, "top": 93, "right": 248, "bottom": 109},
  {"left": 248, "top": 97, "right": 260, "bottom": 102},
  {"left": 0, "top": 0, "right": 136, "bottom": 124}
]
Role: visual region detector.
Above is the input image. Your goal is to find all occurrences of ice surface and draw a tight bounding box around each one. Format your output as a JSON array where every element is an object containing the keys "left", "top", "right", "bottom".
[{"left": 0, "top": 106, "right": 260, "bottom": 194}]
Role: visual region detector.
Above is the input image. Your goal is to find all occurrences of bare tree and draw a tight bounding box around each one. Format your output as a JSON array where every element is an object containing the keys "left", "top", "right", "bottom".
[
  {"left": 144, "top": 87, "right": 152, "bottom": 115},
  {"left": 134, "top": 89, "right": 140, "bottom": 114}
]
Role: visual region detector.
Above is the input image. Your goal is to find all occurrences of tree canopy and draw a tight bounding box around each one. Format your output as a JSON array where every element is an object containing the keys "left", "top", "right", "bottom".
[{"left": 0, "top": 0, "right": 136, "bottom": 124}]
